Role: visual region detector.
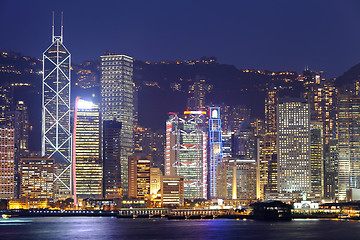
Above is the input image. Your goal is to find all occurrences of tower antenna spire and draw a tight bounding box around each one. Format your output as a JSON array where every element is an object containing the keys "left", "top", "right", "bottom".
[
  {"left": 61, "top": 11, "right": 64, "bottom": 42},
  {"left": 52, "top": 11, "right": 55, "bottom": 42}
]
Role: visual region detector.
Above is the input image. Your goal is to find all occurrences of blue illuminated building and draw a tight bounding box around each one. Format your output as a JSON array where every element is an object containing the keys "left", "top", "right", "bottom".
[{"left": 209, "top": 107, "right": 223, "bottom": 198}]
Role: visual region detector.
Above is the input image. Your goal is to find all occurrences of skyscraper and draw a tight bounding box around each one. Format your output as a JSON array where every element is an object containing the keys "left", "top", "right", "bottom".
[
  {"left": 277, "top": 98, "right": 311, "bottom": 196},
  {"left": 324, "top": 139, "right": 338, "bottom": 200},
  {"left": 257, "top": 135, "right": 276, "bottom": 200},
  {"left": 187, "top": 78, "right": 207, "bottom": 110},
  {"left": 221, "top": 105, "right": 251, "bottom": 133},
  {"left": 258, "top": 87, "right": 278, "bottom": 200},
  {"left": 310, "top": 121, "right": 324, "bottom": 201},
  {"left": 337, "top": 93, "right": 360, "bottom": 200},
  {"left": 14, "top": 101, "right": 29, "bottom": 198},
  {"left": 166, "top": 111, "right": 207, "bottom": 199},
  {"left": 265, "top": 87, "right": 278, "bottom": 136},
  {"left": 303, "top": 77, "right": 337, "bottom": 200},
  {"left": 101, "top": 54, "right": 134, "bottom": 196},
  {"left": 0, "top": 127, "right": 15, "bottom": 199},
  {"left": 42, "top": 13, "right": 72, "bottom": 198},
  {"left": 209, "top": 107, "right": 222, "bottom": 198},
  {"left": 0, "top": 83, "right": 13, "bottom": 127},
  {"left": 103, "top": 120, "right": 122, "bottom": 199},
  {"left": 73, "top": 98, "right": 102, "bottom": 199}
]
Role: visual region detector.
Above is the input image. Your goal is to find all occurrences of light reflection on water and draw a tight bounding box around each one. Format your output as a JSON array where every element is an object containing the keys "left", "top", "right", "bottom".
[{"left": 0, "top": 217, "right": 359, "bottom": 240}]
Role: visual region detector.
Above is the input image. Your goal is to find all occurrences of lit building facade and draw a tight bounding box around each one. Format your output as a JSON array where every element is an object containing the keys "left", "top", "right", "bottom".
[
  {"left": 338, "top": 94, "right": 360, "bottom": 200},
  {"left": 0, "top": 127, "right": 14, "bottom": 199},
  {"left": 304, "top": 78, "right": 337, "bottom": 200},
  {"left": 74, "top": 98, "right": 102, "bottom": 199},
  {"left": 257, "top": 135, "right": 277, "bottom": 199},
  {"left": 162, "top": 175, "right": 184, "bottom": 206},
  {"left": 14, "top": 101, "right": 30, "bottom": 198},
  {"left": 166, "top": 111, "right": 207, "bottom": 199},
  {"left": 277, "top": 99, "right": 311, "bottom": 196},
  {"left": 324, "top": 139, "right": 338, "bottom": 200},
  {"left": 264, "top": 153, "right": 277, "bottom": 196},
  {"left": 101, "top": 54, "right": 134, "bottom": 196},
  {"left": 150, "top": 167, "right": 162, "bottom": 200},
  {"left": 221, "top": 105, "right": 251, "bottom": 133},
  {"left": 128, "top": 155, "right": 151, "bottom": 200},
  {"left": 42, "top": 16, "right": 72, "bottom": 197},
  {"left": 0, "top": 84, "right": 13, "bottom": 127},
  {"left": 265, "top": 87, "right": 278, "bottom": 136},
  {"left": 187, "top": 78, "right": 207, "bottom": 110},
  {"left": 209, "top": 107, "right": 222, "bottom": 198},
  {"left": 222, "top": 131, "right": 233, "bottom": 158},
  {"left": 233, "top": 121, "right": 256, "bottom": 160},
  {"left": 134, "top": 125, "right": 165, "bottom": 171},
  {"left": 103, "top": 120, "right": 122, "bottom": 199},
  {"left": 258, "top": 87, "right": 279, "bottom": 200},
  {"left": 216, "top": 158, "right": 257, "bottom": 201},
  {"left": 310, "top": 121, "right": 324, "bottom": 201},
  {"left": 20, "top": 157, "right": 54, "bottom": 200}
]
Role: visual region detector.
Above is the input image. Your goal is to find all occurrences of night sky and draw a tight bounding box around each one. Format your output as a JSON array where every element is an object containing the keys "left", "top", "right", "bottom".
[{"left": 1, "top": 0, "right": 360, "bottom": 78}]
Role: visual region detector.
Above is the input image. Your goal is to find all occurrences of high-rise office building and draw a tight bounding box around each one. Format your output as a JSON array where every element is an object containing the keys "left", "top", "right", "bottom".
[
  {"left": 257, "top": 135, "right": 276, "bottom": 200},
  {"left": 128, "top": 155, "right": 151, "bottom": 200},
  {"left": 265, "top": 87, "right": 278, "bottom": 136},
  {"left": 324, "top": 139, "right": 338, "bottom": 200},
  {"left": 251, "top": 118, "right": 265, "bottom": 137},
  {"left": 277, "top": 98, "right": 311, "bottom": 196},
  {"left": 73, "top": 98, "right": 102, "bottom": 199},
  {"left": 233, "top": 121, "right": 256, "bottom": 160},
  {"left": 264, "top": 153, "right": 278, "bottom": 197},
  {"left": 258, "top": 87, "right": 279, "bottom": 200},
  {"left": 166, "top": 111, "right": 207, "bottom": 199},
  {"left": 42, "top": 14, "right": 72, "bottom": 198},
  {"left": 134, "top": 125, "right": 165, "bottom": 171},
  {"left": 14, "top": 101, "right": 30, "bottom": 198},
  {"left": 222, "top": 131, "right": 233, "bottom": 158},
  {"left": 187, "top": 78, "right": 208, "bottom": 110},
  {"left": 221, "top": 105, "right": 251, "bottom": 133},
  {"left": 209, "top": 107, "right": 222, "bottom": 198},
  {"left": 0, "top": 127, "right": 15, "bottom": 199},
  {"left": 303, "top": 77, "right": 337, "bottom": 200},
  {"left": 101, "top": 54, "right": 134, "bottom": 196},
  {"left": 103, "top": 120, "right": 122, "bottom": 199},
  {"left": 338, "top": 93, "right": 360, "bottom": 200},
  {"left": 310, "top": 121, "right": 324, "bottom": 201},
  {"left": 20, "top": 157, "right": 54, "bottom": 200},
  {"left": 0, "top": 84, "right": 13, "bottom": 127}
]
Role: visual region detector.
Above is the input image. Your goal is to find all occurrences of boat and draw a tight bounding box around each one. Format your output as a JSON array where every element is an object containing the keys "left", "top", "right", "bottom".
[{"left": 2, "top": 214, "right": 11, "bottom": 219}]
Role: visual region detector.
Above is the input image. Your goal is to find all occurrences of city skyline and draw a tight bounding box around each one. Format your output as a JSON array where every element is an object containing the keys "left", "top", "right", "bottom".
[
  {"left": 4, "top": 1, "right": 360, "bottom": 228},
  {"left": 1, "top": 1, "right": 360, "bottom": 78}
]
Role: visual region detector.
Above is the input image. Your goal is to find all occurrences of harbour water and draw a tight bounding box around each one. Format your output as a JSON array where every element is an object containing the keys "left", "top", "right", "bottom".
[{"left": 1, "top": 217, "right": 360, "bottom": 240}]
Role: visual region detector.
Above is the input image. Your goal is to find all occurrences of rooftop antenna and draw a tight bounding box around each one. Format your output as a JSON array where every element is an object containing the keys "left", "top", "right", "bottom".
[
  {"left": 61, "top": 11, "right": 64, "bottom": 42},
  {"left": 52, "top": 11, "right": 55, "bottom": 42}
]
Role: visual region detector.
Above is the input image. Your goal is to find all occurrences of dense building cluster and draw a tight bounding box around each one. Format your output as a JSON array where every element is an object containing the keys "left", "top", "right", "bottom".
[{"left": 1, "top": 21, "right": 360, "bottom": 211}]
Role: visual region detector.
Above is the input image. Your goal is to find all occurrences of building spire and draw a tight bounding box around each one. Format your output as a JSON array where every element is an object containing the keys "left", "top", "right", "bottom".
[
  {"left": 61, "top": 11, "right": 63, "bottom": 43},
  {"left": 52, "top": 11, "right": 55, "bottom": 43}
]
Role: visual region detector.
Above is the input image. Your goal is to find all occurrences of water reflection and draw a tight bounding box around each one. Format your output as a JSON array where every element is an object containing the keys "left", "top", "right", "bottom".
[{"left": 0, "top": 217, "right": 359, "bottom": 240}]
